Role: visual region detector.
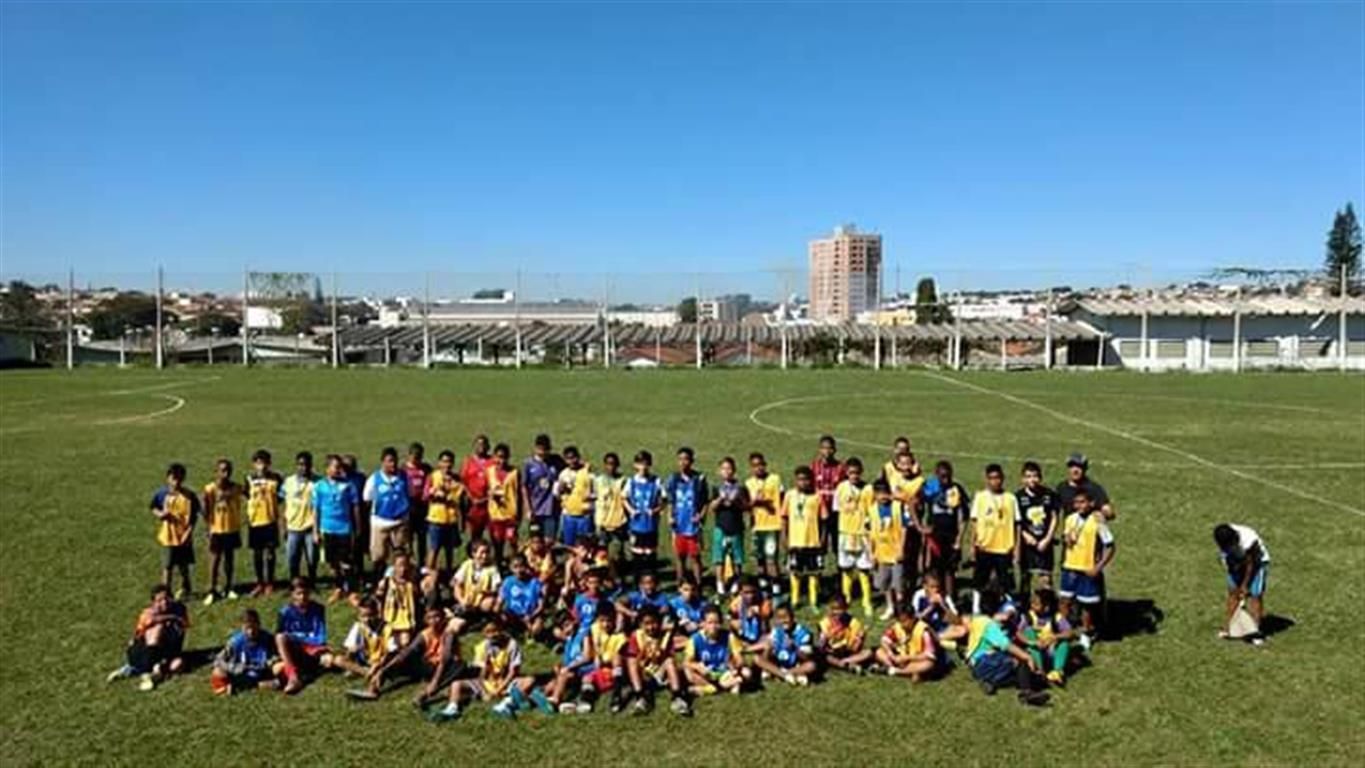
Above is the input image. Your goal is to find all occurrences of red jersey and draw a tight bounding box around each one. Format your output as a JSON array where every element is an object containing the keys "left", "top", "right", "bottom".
[
  {"left": 811, "top": 458, "right": 846, "bottom": 507},
  {"left": 403, "top": 461, "right": 430, "bottom": 501},
  {"left": 461, "top": 455, "right": 493, "bottom": 508}
]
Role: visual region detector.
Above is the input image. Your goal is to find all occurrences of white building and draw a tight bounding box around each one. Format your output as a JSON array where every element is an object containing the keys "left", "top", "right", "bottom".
[
  {"left": 1064, "top": 296, "right": 1365, "bottom": 371},
  {"left": 608, "top": 308, "right": 678, "bottom": 328}
]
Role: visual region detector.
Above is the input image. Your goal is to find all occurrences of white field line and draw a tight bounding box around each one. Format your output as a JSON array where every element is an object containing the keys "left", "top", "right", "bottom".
[
  {"left": 918, "top": 371, "right": 1365, "bottom": 518},
  {"left": 748, "top": 393, "right": 1365, "bottom": 473},
  {"left": 93, "top": 393, "right": 186, "bottom": 425},
  {"left": 2, "top": 376, "right": 220, "bottom": 408}
]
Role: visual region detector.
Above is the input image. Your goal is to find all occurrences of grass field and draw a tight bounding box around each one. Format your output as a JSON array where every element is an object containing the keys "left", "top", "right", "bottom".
[{"left": 1, "top": 367, "right": 1362, "bottom": 766}]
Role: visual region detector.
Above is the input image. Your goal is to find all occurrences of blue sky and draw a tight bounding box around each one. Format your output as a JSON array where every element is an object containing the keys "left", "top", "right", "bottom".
[{"left": 2, "top": 1, "right": 1362, "bottom": 301}]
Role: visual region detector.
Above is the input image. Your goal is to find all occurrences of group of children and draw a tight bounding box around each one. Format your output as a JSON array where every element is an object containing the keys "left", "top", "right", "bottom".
[{"left": 112, "top": 434, "right": 1126, "bottom": 711}]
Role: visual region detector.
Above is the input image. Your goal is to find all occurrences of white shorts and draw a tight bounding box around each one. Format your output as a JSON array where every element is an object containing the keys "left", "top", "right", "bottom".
[{"left": 837, "top": 549, "right": 873, "bottom": 571}]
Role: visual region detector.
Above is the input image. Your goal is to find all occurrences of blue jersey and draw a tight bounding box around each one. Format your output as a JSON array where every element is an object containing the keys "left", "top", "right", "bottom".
[
  {"left": 910, "top": 589, "right": 959, "bottom": 633},
  {"left": 500, "top": 576, "right": 543, "bottom": 618},
  {"left": 562, "top": 624, "right": 592, "bottom": 667},
  {"left": 734, "top": 596, "right": 767, "bottom": 643},
  {"left": 364, "top": 470, "right": 410, "bottom": 522},
  {"left": 220, "top": 629, "right": 275, "bottom": 675},
  {"left": 312, "top": 477, "right": 358, "bottom": 535},
  {"left": 690, "top": 630, "right": 735, "bottom": 672},
  {"left": 522, "top": 456, "right": 561, "bottom": 519},
  {"left": 666, "top": 472, "right": 708, "bottom": 536},
  {"left": 626, "top": 475, "right": 663, "bottom": 534},
  {"left": 572, "top": 592, "right": 604, "bottom": 628},
  {"left": 625, "top": 589, "right": 670, "bottom": 614},
  {"left": 277, "top": 601, "right": 327, "bottom": 646},
  {"left": 770, "top": 624, "right": 814, "bottom": 669},
  {"left": 669, "top": 595, "right": 706, "bottom": 627}
]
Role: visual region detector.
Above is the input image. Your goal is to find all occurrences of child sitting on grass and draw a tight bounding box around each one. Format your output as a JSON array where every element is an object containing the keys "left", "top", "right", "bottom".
[
  {"left": 211, "top": 608, "right": 278, "bottom": 694},
  {"left": 965, "top": 590, "right": 1050, "bottom": 706},
  {"left": 335, "top": 597, "right": 388, "bottom": 677},
  {"left": 751, "top": 603, "right": 817, "bottom": 687},
  {"left": 817, "top": 594, "right": 874, "bottom": 674},
  {"left": 1016, "top": 588, "right": 1073, "bottom": 687},
  {"left": 107, "top": 584, "right": 190, "bottom": 692},
  {"left": 876, "top": 607, "right": 944, "bottom": 682},
  {"left": 432, "top": 619, "right": 552, "bottom": 721},
  {"left": 684, "top": 605, "right": 752, "bottom": 698}
]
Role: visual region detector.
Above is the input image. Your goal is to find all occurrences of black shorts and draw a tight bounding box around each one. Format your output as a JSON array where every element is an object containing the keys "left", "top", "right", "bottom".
[
  {"left": 630, "top": 531, "right": 658, "bottom": 552},
  {"left": 1021, "top": 546, "right": 1054, "bottom": 575},
  {"left": 248, "top": 524, "right": 279, "bottom": 550},
  {"left": 323, "top": 533, "right": 353, "bottom": 565},
  {"left": 209, "top": 532, "right": 242, "bottom": 554},
  {"left": 161, "top": 544, "right": 195, "bottom": 568},
  {"left": 974, "top": 552, "right": 1015, "bottom": 592},
  {"left": 601, "top": 526, "right": 629, "bottom": 544},
  {"left": 788, "top": 548, "right": 823, "bottom": 574},
  {"left": 928, "top": 534, "right": 960, "bottom": 571}
]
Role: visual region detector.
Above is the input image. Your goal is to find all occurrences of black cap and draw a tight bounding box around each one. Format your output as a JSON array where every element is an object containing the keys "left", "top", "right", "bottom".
[{"left": 1066, "top": 452, "right": 1089, "bottom": 470}]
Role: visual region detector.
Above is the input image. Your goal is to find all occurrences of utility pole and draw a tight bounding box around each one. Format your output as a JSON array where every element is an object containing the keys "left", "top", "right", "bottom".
[
  {"left": 241, "top": 268, "right": 250, "bottom": 367},
  {"left": 694, "top": 273, "right": 703, "bottom": 370},
  {"left": 514, "top": 269, "right": 523, "bottom": 369},
  {"left": 155, "top": 266, "right": 164, "bottom": 370},
  {"left": 423, "top": 272, "right": 432, "bottom": 369},
  {"left": 330, "top": 271, "right": 340, "bottom": 369},
  {"left": 1044, "top": 288, "right": 1054, "bottom": 370},
  {"left": 65, "top": 267, "right": 74, "bottom": 370},
  {"left": 1340, "top": 264, "right": 1349, "bottom": 371}
]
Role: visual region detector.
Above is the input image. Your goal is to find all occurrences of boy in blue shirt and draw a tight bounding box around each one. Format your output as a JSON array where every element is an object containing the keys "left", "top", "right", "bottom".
[
  {"left": 522, "top": 433, "right": 563, "bottom": 545},
  {"left": 751, "top": 603, "right": 816, "bottom": 686},
  {"left": 623, "top": 450, "right": 664, "bottom": 582},
  {"left": 274, "top": 578, "right": 335, "bottom": 695},
  {"left": 312, "top": 455, "right": 360, "bottom": 602},
  {"left": 363, "top": 446, "right": 412, "bottom": 587},
  {"left": 497, "top": 554, "right": 547, "bottom": 640},
  {"left": 615, "top": 571, "right": 670, "bottom": 631},
  {"left": 666, "top": 447, "right": 709, "bottom": 591},
  {"left": 667, "top": 576, "right": 707, "bottom": 649},
  {"left": 211, "top": 608, "right": 277, "bottom": 694}
]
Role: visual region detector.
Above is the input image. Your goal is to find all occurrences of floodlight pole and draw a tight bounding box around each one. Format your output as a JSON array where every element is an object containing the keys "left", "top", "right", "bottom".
[
  {"left": 952, "top": 293, "right": 963, "bottom": 371},
  {"left": 1340, "top": 264, "right": 1349, "bottom": 371},
  {"left": 241, "top": 268, "right": 250, "bottom": 367},
  {"left": 331, "top": 272, "right": 340, "bottom": 369},
  {"left": 873, "top": 260, "right": 883, "bottom": 370},
  {"left": 155, "top": 266, "right": 164, "bottom": 370},
  {"left": 1000, "top": 335, "right": 1008, "bottom": 370},
  {"left": 423, "top": 272, "right": 432, "bottom": 369},
  {"left": 65, "top": 267, "right": 75, "bottom": 370},
  {"left": 514, "top": 269, "right": 523, "bottom": 369},
  {"left": 1044, "top": 288, "right": 1054, "bottom": 370},
  {"left": 694, "top": 274, "right": 702, "bottom": 370},
  {"left": 1232, "top": 287, "right": 1242, "bottom": 374}
]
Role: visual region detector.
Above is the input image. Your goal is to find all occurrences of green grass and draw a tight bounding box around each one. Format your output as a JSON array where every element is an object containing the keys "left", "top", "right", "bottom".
[{"left": 2, "top": 367, "right": 1363, "bottom": 766}]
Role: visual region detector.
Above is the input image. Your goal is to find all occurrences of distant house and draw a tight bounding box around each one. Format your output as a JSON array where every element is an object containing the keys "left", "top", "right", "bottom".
[{"left": 1062, "top": 296, "right": 1365, "bottom": 370}]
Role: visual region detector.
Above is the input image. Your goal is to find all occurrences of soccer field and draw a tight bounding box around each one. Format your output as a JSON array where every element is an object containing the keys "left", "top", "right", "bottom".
[{"left": 1, "top": 367, "right": 1362, "bottom": 766}]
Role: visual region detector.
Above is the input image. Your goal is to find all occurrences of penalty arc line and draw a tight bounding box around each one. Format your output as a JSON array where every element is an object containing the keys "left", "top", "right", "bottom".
[
  {"left": 94, "top": 394, "right": 187, "bottom": 426},
  {"left": 916, "top": 371, "right": 1365, "bottom": 519}
]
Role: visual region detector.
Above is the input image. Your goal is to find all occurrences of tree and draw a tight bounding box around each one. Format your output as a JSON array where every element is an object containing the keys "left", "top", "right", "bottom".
[
  {"left": 914, "top": 277, "right": 952, "bottom": 324},
  {"left": 86, "top": 293, "right": 175, "bottom": 340},
  {"left": 1325, "top": 202, "right": 1362, "bottom": 294},
  {"left": 279, "top": 299, "right": 325, "bottom": 335},
  {"left": 0, "top": 281, "right": 52, "bottom": 329},
  {"left": 678, "top": 297, "right": 698, "bottom": 324}
]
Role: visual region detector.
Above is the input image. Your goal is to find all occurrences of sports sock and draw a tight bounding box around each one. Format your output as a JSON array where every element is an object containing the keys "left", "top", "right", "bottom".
[
  {"left": 807, "top": 576, "right": 819, "bottom": 609},
  {"left": 858, "top": 572, "right": 872, "bottom": 611},
  {"left": 789, "top": 575, "right": 800, "bottom": 604},
  {"left": 841, "top": 572, "right": 853, "bottom": 602}
]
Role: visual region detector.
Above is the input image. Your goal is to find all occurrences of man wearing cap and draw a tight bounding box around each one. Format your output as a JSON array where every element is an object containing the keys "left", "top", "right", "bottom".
[{"left": 1056, "top": 453, "right": 1114, "bottom": 522}]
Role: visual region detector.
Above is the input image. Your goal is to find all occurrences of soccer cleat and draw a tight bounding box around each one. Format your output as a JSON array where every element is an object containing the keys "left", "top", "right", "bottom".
[
  {"left": 670, "top": 697, "right": 692, "bottom": 716},
  {"left": 137, "top": 674, "right": 156, "bottom": 692},
  {"left": 429, "top": 703, "right": 461, "bottom": 722},
  {"left": 794, "top": 674, "right": 810, "bottom": 687},
  {"left": 979, "top": 679, "right": 997, "bottom": 696},
  {"left": 697, "top": 683, "right": 717, "bottom": 696},
  {"left": 492, "top": 698, "right": 518, "bottom": 719},
  {"left": 1019, "top": 690, "right": 1051, "bottom": 707},
  {"left": 631, "top": 697, "right": 650, "bottom": 715},
  {"left": 1078, "top": 634, "right": 1093, "bottom": 652},
  {"left": 173, "top": 588, "right": 187, "bottom": 601},
  {"left": 529, "top": 688, "right": 555, "bottom": 715},
  {"left": 574, "top": 700, "right": 594, "bottom": 714},
  {"left": 1250, "top": 637, "right": 1265, "bottom": 647},
  {"left": 558, "top": 702, "right": 578, "bottom": 715},
  {"left": 609, "top": 697, "right": 625, "bottom": 715},
  {"left": 781, "top": 673, "right": 795, "bottom": 686},
  {"left": 226, "top": 589, "right": 240, "bottom": 601},
  {"left": 202, "top": 591, "right": 217, "bottom": 607},
  {"left": 879, "top": 606, "right": 894, "bottom": 621},
  {"left": 1046, "top": 670, "right": 1065, "bottom": 687},
  {"left": 106, "top": 665, "right": 135, "bottom": 683}
]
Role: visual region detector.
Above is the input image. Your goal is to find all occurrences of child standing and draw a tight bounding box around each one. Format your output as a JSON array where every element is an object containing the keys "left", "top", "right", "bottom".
[
  {"left": 784, "top": 466, "right": 825, "bottom": 611},
  {"left": 745, "top": 452, "right": 785, "bottom": 596},
  {"left": 810, "top": 435, "right": 846, "bottom": 556},
  {"left": 1059, "top": 489, "right": 1115, "bottom": 650},
  {"left": 666, "top": 447, "right": 708, "bottom": 589},
  {"left": 866, "top": 479, "right": 910, "bottom": 621},
  {"left": 1016, "top": 461, "right": 1060, "bottom": 596},
  {"left": 833, "top": 458, "right": 874, "bottom": 616},
  {"left": 403, "top": 442, "right": 431, "bottom": 567},
  {"left": 424, "top": 449, "right": 467, "bottom": 576},
  {"left": 460, "top": 435, "right": 494, "bottom": 555},
  {"left": 282, "top": 451, "right": 317, "bottom": 584},
  {"left": 623, "top": 450, "right": 664, "bottom": 581},
  {"left": 557, "top": 445, "right": 597, "bottom": 548},
  {"left": 245, "top": 449, "right": 284, "bottom": 597},
  {"left": 593, "top": 452, "right": 629, "bottom": 572},
  {"left": 149, "top": 463, "right": 199, "bottom": 599},
  {"left": 312, "top": 455, "right": 361, "bottom": 602},
  {"left": 707, "top": 456, "right": 749, "bottom": 595},
  {"left": 211, "top": 608, "right": 277, "bottom": 694},
  {"left": 202, "top": 458, "right": 245, "bottom": 605},
  {"left": 970, "top": 463, "right": 1020, "bottom": 596},
  {"left": 486, "top": 443, "right": 520, "bottom": 567},
  {"left": 920, "top": 460, "right": 969, "bottom": 599}
]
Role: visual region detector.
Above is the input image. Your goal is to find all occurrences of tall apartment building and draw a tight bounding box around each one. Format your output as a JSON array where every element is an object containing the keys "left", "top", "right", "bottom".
[{"left": 808, "top": 224, "right": 882, "bottom": 322}]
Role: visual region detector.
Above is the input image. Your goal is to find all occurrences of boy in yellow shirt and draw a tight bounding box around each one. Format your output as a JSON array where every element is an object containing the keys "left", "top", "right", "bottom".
[
  {"left": 833, "top": 458, "right": 874, "bottom": 616},
  {"left": 245, "top": 449, "right": 284, "bottom": 597},
  {"left": 486, "top": 443, "right": 520, "bottom": 567},
  {"left": 866, "top": 479, "right": 910, "bottom": 620},
  {"left": 424, "top": 449, "right": 468, "bottom": 576},
  {"left": 593, "top": 452, "right": 628, "bottom": 574},
  {"left": 745, "top": 452, "right": 784, "bottom": 596},
  {"left": 149, "top": 462, "right": 200, "bottom": 599},
  {"left": 202, "top": 458, "right": 245, "bottom": 605},
  {"left": 784, "top": 466, "right": 825, "bottom": 611},
  {"left": 971, "top": 463, "right": 1021, "bottom": 595},
  {"left": 282, "top": 451, "right": 317, "bottom": 583}
]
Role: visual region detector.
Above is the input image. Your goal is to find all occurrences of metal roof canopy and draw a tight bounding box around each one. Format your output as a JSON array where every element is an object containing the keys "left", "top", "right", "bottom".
[{"left": 1068, "top": 296, "right": 1365, "bottom": 318}]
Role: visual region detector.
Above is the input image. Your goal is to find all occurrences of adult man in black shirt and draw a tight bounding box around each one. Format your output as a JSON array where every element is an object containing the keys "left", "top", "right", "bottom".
[{"left": 1057, "top": 453, "right": 1114, "bottom": 521}]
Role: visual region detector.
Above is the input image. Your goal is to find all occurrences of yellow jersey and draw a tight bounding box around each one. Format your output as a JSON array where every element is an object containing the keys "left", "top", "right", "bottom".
[
  {"left": 884, "top": 620, "right": 933, "bottom": 658},
  {"left": 381, "top": 578, "right": 417, "bottom": 633},
  {"left": 454, "top": 561, "right": 502, "bottom": 600},
  {"left": 746, "top": 474, "right": 784, "bottom": 532},
  {"left": 560, "top": 465, "right": 595, "bottom": 517},
  {"left": 594, "top": 473, "right": 627, "bottom": 530},
  {"left": 425, "top": 469, "right": 466, "bottom": 526},
  {"left": 784, "top": 490, "right": 823, "bottom": 549},
  {"left": 1062, "top": 511, "right": 1114, "bottom": 572},
  {"left": 887, "top": 469, "right": 925, "bottom": 505},
  {"left": 473, "top": 638, "right": 522, "bottom": 696},
  {"left": 282, "top": 474, "right": 315, "bottom": 532},
  {"left": 867, "top": 499, "right": 909, "bottom": 564},
  {"left": 834, "top": 479, "right": 872, "bottom": 537},
  {"left": 487, "top": 465, "right": 519, "bottom": 522},
  {"left": 202, "top": 482, "right": 244, "bottom": 535},
  {"left": 971, "top": 489, "right": 1020, "bottom": 555},
  {"left": 245, "top": 471, "right": 283, "bottom": 528},
  {"left": 818, "top": 614, "right": 866, "bottom": 651},
  {"left": 151, "top": 486, "right": 198, "bottom": 547},
  {"left": 347, "top": 620, "right": 386, "bottom": 666},
  {"left": 591, "top": 624, "right": 627, "bottom": 665}
]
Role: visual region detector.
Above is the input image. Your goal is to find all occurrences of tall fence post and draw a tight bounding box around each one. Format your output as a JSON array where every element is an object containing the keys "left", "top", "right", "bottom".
[
  {"left": 65, "top": 267, "right": 75, "bottom": 370},
  {"left": 241, "top": 268, "right": 251, "bottom": 367},
  {"left": 873, "top": 326, "right": 881, "bottom": 370},
  {"left": 155, "top": 266, "right": 164, "bottom": 370},
  {"left": 1232, "top": 301, "right": 1242, "bottom": 374},
  {"left": 1044, "top": 288, "right": 1054, "bottom": 370},
  {"left": 423, "top": 272, "right": 432, "bottom": 369},
  {"left": 1340, "top": 264, "right": 1349, "bottom": 372},
  {"left": 514, "top": 269, "right": 523, "bottom": 369},
  {"left": 1000, "top": 336, "right": 1008, "bottom": 370},
  {"left": 745, "top": 325, "right": 753, "bottom": 367},
  {"left": 1140, "top": 308, "right": 1150, "bottom": 373},
  {"left": 331, "top": 272, "right": 339, "bottom": 369}
]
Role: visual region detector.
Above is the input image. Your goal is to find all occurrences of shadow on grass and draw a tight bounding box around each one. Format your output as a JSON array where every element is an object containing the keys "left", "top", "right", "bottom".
[
  {"left": 1259, "top": 614, "right": 1295, "bottom": 638},
  {"left": 1097, "top": 597, "right": 1164, "bottom": 642}
]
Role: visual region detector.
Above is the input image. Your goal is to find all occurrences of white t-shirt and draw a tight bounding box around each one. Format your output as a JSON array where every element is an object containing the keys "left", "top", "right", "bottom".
[{"left": 1227, "top": 524, "right": 1269, "bottom": 563}]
